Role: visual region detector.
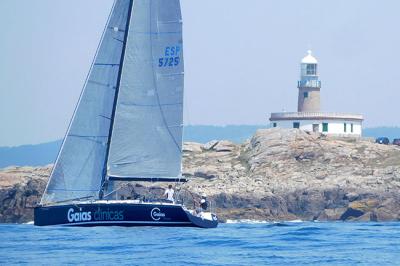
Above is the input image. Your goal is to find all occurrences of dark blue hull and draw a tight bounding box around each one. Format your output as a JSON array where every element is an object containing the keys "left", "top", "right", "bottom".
[{"left": 34, "top": 202, "right": 218, "bottom": 228}]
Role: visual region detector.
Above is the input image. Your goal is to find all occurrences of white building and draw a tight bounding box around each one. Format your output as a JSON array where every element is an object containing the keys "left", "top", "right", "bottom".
[{"left": 269, "top": 51, "right": 363, "bottom": 137}]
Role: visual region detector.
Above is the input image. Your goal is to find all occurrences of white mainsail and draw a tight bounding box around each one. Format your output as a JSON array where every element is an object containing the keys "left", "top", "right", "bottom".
[
  {"left": 107, "top": 0, "right": 184, "bottom": 180},
  {"left": 41, "top": 0, "right": 132, "bottom": 204}
]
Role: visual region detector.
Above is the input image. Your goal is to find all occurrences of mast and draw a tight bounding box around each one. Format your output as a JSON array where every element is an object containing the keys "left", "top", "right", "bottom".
[{"left": 99, "top": 0, "right": 134, "bottom": 199}]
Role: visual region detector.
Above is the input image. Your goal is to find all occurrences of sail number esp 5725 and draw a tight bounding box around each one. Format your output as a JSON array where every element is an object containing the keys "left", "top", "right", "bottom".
[{"left": 158, "top": 46, "right": 181, "bottom": 68}]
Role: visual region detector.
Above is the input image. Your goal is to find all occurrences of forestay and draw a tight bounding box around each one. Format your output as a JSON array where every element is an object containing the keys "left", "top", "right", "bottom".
[
  {"left": 107, "top": 0, "right": 184, "bottom": 180},
  {"left": 41, "top": 0, "right": 132, "bottom": 204}
]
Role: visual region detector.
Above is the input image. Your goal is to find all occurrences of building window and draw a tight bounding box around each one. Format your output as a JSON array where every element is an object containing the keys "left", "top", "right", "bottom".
[
  {"left": 306, "top": 64, "right": 317, "bottom": 75},
  {"left": 322, "top": 123, "right": 328, "bottom": 132},
  {"left": 293, "top": 122, "right": 300, "bottom": 129},
  {"left": 344, "top": 123, "right": 347, "bottom": 133},
  {"left": 303, "top": 92, "right": 309, "bottom": 98},
  {"left": 273, "top": 123, "right": 277, "bottom": 128},
  {"left": 351, "top": 123, "right": 354, "bottom": 133}
]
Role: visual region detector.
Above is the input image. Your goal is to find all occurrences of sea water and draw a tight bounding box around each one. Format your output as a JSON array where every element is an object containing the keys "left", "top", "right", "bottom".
[{"left": 0, "top": 222, "right": 399, "bottom": 265}]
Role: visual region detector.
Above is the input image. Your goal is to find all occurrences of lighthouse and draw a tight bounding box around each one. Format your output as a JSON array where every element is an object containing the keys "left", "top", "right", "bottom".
[
  {"left": 297, "top": 50, "right": 321, "bottom": 112},
  {"left": 269, "top": 50, "right": 364, "bottom": 137}
]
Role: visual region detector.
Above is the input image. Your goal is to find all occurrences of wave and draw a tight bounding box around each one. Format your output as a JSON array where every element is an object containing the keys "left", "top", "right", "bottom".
[
  {"left": 225, "top": 219, "right": 304, "bottom": 224},
  {"left": 225, "top": 219, "right": 270, "bottom": 224}
]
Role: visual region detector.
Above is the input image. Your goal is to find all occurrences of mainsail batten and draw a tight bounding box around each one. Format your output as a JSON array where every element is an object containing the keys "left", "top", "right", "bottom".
[
  {"left": 107, "top": 0, "right": 185, "bottom": 179},
  {"left": 41, "top": 0, "right": 132, "bottom": 205}
]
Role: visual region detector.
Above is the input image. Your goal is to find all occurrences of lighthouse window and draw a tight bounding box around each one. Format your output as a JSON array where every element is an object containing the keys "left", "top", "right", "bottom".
[
  {"left": 322, "top": 123, "right": 328, "bottom": 132},
  {"left": 293, "top": 122, "right": 300, "bottom": 129},
  {"left": 306, "top": 64, "right": 317, "bottom": 75},
  {"left": 303, "top": 92, "right": 309, "bottom": 98},
  {"left": 351, "top": 123, "right": 354, "bottom": 133},
  {"left": 273, "top": 123, "right": 277, "bottom": 128},
  {"left": 344, "top": 123, "right": 347, "bottom": 132}
]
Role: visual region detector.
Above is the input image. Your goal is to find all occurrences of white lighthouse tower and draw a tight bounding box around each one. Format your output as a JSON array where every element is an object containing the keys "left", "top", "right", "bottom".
[
  {"left": 298, "top": 50, "right": 321, "bottom": 112},
  {"left": 269, "top": 50, "right": 364, "bottom": 137}
]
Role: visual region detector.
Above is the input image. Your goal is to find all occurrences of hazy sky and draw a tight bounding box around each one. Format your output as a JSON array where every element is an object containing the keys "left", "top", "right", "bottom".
[{"left": 0, "top": 0, "right": 399, "bottom": 146}]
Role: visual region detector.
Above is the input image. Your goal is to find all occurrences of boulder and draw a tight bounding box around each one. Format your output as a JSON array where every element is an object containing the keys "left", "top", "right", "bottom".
[
  {"left": 183, "top": 142, "right": 203, "bottom": 153},
  {"left": 202, "top": 140, "right": 219, "bottom": 150},
  {"left": 318, "top": 208, "right": 347, "bottom": 221},
  {"left": 213, "top": 140, "right": 236, "bottom": 152}
]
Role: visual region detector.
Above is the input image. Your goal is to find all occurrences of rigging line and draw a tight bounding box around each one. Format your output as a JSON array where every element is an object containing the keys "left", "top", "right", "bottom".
[
  {"left": 69, "top": 134, "right": 108, "bottom": 138},
  {"left": 88, "top": 80, "right": 117, "bottom": 89},
  {"left": 120, "top": 102, "right": 183, "bottom": 107},
  {"left": 68, "top": 135, "right": 108, "bottom": 145},
  {"left": 94, "top": 63, "right": 120, "bottom": 66},
  {"left": 99, "top": 115, "right": 111, "bottom": 120},
  {"left": 103, "top": 187, "right": 123, "bottom": 198},
  {"left": 113, "top": 37, "right": 125, "bottom": 43},
  {"left": 149, "top": 1, "right": 182, "bottom": 154},
  {"left": 47, "top": 189, "right": 98, "bottom": 192},
  {"left": 133, "top": 31, "right": 181, "bottom": 35},
  {"left": 40, "top": 0, "right": 117, "bottom": 205},
  {"left": 158, "top": 20, "right": 182, "bottom": 24},
  {"left": 108, "top": 176, "right": 188, "bottom": 182}
]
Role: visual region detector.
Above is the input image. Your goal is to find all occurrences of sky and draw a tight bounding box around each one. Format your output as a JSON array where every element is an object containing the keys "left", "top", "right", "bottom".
[{"left": 0, "top": 0, "right": 399, "bottom": 146}]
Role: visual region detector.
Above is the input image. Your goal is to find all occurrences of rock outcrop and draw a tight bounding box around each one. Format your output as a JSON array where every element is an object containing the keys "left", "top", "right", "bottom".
[
  {"left": 1, "top": 128, "right": 400, "bottom": 223},
  {"left": 0, "top": 166, "right": 49, "bottom": 223},
  {"left": 183, "top": 129, "right": 400, "bottom": 222}
]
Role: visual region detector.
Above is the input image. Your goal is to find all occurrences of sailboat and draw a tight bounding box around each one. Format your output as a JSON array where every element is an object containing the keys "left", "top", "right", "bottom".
[{"left": 34, "top": 0, "right": 218, "bottom": 228}]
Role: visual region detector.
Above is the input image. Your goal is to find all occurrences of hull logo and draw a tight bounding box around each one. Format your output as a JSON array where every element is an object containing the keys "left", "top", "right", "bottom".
[
  {"left": 67, "top": 208, "right": 124, "bottom": 223},
  {"left": 151, "top": 208, "right": 166, "bottom": 221},
  {"left": 67, "top": 208, "right": 92, "bottom": 223}
]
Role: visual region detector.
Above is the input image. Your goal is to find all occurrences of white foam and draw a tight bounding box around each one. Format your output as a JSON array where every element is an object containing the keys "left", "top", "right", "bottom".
[
  {"left": 225, "top": 219, "right": 270, "bottom": 224},
  {"left": 286, "top": 219, "right": 303, "bottom": 223},
  {"left": 24, "top": 221, "right": 34, "bottom": 225},
  {"left": 225, "top": 219, "right": 304, "bottom": 224}
]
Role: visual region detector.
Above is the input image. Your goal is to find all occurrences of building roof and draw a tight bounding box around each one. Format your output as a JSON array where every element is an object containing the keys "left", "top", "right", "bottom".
[
  {"left": 270, "top": 112, "right": 364, "bottom": 122},
  {"left": 301, "top": 50, "right": 318, "bottom": 64}
]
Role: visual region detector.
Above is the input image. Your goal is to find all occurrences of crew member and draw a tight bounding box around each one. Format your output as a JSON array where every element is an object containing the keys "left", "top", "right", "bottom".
[
  {"left": 164, "top": 184, "right": 175, "bottom": 203},
  {"left": 200, "top": 194, "right": 208, "bottom": 211}
]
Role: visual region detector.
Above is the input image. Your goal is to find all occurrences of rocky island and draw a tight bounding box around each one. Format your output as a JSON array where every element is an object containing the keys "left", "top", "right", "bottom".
[{"left": 1, "top": 128, "right": 400, "bottom": 223}]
